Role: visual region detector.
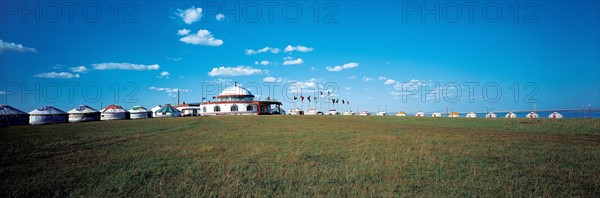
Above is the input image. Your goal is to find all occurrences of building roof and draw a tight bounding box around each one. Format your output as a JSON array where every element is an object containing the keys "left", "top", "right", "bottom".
[
  {"left": 218, "top": 85, "right": 254, "bottom": 98},
  {"left": 128, "top": 106, "right": 149, "bottom": 113},
  {"left": 68, "top": 105, "right": 99, "bottom": 114},
  {"left": 102, "top": 105, "right": 127, "bottom": 113},
  {"left": 157, "top": 104, "right": 180, "bottom": 113},
  {"left": 0, "top": 104, "right": 28, "bottom": 115},
  {"left": 29, "top": 106, "right": 67, "bottom": 115}
]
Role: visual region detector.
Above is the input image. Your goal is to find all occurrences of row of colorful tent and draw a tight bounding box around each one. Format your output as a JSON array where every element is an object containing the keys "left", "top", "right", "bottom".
[
  {"left": 398, "top": 111, "right": 561, "bottom": 118},
  {"left": 0, "top": 104, "right": 182, "bottom": 126}
]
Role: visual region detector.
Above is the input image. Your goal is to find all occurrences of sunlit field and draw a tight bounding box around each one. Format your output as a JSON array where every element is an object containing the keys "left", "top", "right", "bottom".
[{"left": 1, "top": 116, "right": 599, "bottom": 197}]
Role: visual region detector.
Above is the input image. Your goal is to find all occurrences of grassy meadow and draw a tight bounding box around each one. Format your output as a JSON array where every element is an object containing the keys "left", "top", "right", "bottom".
[{"left": 1, "top": 116, "right": 599, "bottom": 197}]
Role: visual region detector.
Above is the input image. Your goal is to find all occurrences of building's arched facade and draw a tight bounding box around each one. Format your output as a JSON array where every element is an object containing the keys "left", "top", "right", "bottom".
[{"left": 200, "top": 85, "right": 282, "bottom": 115}]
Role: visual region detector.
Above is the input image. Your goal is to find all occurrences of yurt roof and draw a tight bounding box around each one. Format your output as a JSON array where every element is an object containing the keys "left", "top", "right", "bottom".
[
  {"left": 450, "top": 112, "right": 459, "bottom": 115},
  {"left": 102, "top": 105, "right": 127, "bottom": 113},
  {"left": 68, "top": 105, "right": 99, "bottom": 114},
  {"left": 398, "top": 111, "right": 406, "bottom": 114},
  {"left": 218, "top": 85, "right": 254, "bottom": 97},
  {"left": 156, "top": 104, "right": 180, "bottom": 113},
  {"left": 29, "top": 106, "right": 67, "bottom": 115},
  {"left": 0, "top": 104, "right": 28, "bottom": 115}
]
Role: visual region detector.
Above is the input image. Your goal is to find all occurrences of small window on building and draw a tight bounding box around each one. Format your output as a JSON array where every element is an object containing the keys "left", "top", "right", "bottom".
[
  {"left": 231, "top": 105, "right": 238, "bottom": 112},
  {"left": 246, "top": 105, "right": 253, "bottom": 111},
  {"left": 214, "top": 106, "right": 221, "bottom": 112}
]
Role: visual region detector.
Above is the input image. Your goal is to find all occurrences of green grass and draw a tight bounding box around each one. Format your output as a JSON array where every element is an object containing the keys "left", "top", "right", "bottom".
[{"left": 1, "top": 116, "right": 599, "bottom": 197}]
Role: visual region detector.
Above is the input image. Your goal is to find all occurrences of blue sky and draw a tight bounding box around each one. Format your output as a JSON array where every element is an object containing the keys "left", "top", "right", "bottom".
[{"left": 1, "top": 1, "right": 599, "bottom": 113}]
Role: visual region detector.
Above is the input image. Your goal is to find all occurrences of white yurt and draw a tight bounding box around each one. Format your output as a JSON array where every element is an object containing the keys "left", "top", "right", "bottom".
[
  {"left": 396, "top": 111, "right": 407, "bottom": 117},
  {"left": 415, "top": 111, "right": 425, "bottom": 117},
  {"left": 128, "top": 106, "right": 149, "bottom": 119},
  {"left": 526, "top": 112, "right": 539, "bottom": 118},
  {"left": 289, "top": 108, "right": 304, "bottom": 115},
  {"left": 431, "top": 112, "right": 442, "bottom": 117},
  {"left": 0, "top": 104, "right": 29, "bottom": 126},
  {"left": 448, "top": 112, "right": 460, "bottom": 118},
  {"left": 154, "top": 104, "right": 181, "bottom": 118},
  {"left": 505, "top": 112, "right": 517, "bottom": 118},
  {"left": 466, "top": 112, "right": 477, "bottom": 118},
  {"left": 29, "top": 106, "right": 68, "bottom": 125},
  {"left": 549, "top": 112, "right": 563, "bottom": 119},
  {"left": 101, "top": 105, "right": 128, "bottom": 121},
  {"left": 68, "top": 105, "right": 100, "bottom": 122},
  {"left": 485, "top": 112, "right": 497, "bottom": 118},
  {"left": 151, "top": 105, "right": 162, "bottom": 117}
]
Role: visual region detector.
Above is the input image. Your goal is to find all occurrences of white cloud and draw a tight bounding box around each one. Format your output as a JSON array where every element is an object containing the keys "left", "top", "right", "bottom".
[
  {"left": 284, "top": 45, "right": 313, "bottom": 53},
  {"left": 379, "top": 76, "right": 387, "bottom": 80},
  {"left": 347, "top": 75, "right": 357, "bottom": 79},
  {"left": 310, "top": 67, "right": 317, "bottom": 71},
  {"left": 363, "top": 77, "right": 373, "bottom": 82},
  {"left": 384, "top": 79, "right": 396, "bottom": 85},
  {"left": 149, "top": 86, "right": 191, "bottom": 94},
  {"left": 69, "top": 66, "right": 89, "bottom": 73},
  {"left": 178, "top": 6, "right": 202, "bottom": 24},
  {"left": 34, "top": 72, "right": 80, "bottom": 79},
  {"left": 0, "top": 39, "right": 37, "bottom": 53},
  {"left": 157, "top": 71, "right": 170, "bottom": 79},
  {"left": 177, "top": 29, "right": 191, "bottom": 36},
  {"left": 180, "top": 29, "right": 223, "bottom": 46},
  {"left": 245, "top": 47, "right": 280, "bottom": 55},
  {"left": 394, "top": 79, "right": 428, "bottom": 90},
  {"left": 282, "top": 57, "right": 303, "bottom": 65},
  {"left": 216, "top": 13, "right": 225, "bottom": 21},
  {"left": 92, "top": 63, "right": 160, "bottom": 71},
  {"left": 325, "top": 62, "right": 359, "bottom": 72},
  {"left": 263, "top": 76, "right": 284, "bottom": 83},
  {"left": 346, "top": 87, "right": 352, "bottom": 90},
  {"left": 255, "top": 60, "right": 271, "bottom": 65},
  {"left": 167, "top": 57, "right": 183, "bottom": 61},
  {"left": 208, "top": 66, "right": 264, "bottom": 76}
]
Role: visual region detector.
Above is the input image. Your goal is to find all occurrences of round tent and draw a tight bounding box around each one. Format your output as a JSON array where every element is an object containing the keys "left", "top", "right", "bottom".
[
  {"left": 415, "top": 111, "right": 425, "bottom": 117},
  {"left": 101, "top": 105, "right": 127, "bottom": 121},
  {"left": 396, "top": 111, "right": 406, "bottom": 117},
  {"left": 431, "top": 112, "right": 442, "bottom": 117},
  {"left": 29, "top": 106, "right": 68, "bottom": 125},
  {"left": 154, "top": 104, "right": 181, "bottom": 118},
  {"left": 526, "top": 112, "right": 539, "bottom": 118},
  {"left": 485, "top": 112, "right": 497, "bottom": 118},
  {"left": 448, "top": 112, "right": 460, "bottom": 118},
  {"left": 129, "top": 106, "right": 149, "bottom": 119},
  {"left": 466, "top": 112, "right": 477, "bottom": 118},
  {"left": 549, "top": 112, "right": 563, "bottom": 119},
  {"left": 505, "top": 112, "right": 517, "bottom": 118},
  {"left": 68, "top": 105, "right": 100, "bottom": 122},
  {"left": 0, "top": 104, "right": 29, "bottom": 126}
]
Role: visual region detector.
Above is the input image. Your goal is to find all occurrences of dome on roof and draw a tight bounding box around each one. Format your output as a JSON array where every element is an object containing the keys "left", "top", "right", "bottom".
[{"left": 218, "top": 85, "right": 253, "bottom": 97}]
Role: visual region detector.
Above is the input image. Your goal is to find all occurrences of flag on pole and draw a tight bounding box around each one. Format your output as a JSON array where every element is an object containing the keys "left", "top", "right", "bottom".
[
  {"left": 335, "top": 99, "right": 339, "bottom": 103},
  {"left": 294, "top": 96, "right": 297, "bottom": 100},
  {"left": 320, "top": 91, "right": 323, "bottom": 95},
  {"left": 331, "top": 99, "right": 335, "bottom": 103},
  {"left": 301, "top": 95, "right": 304, "bottom": 102},
  {"left": 342, "top": 100, "right": 345, "bottom": 104},
  {"left": 307, "top": 95, "right": 311, "bottom": 102},
  {"left": 327, "top": 91, "right": 330, "bottom": 95}
]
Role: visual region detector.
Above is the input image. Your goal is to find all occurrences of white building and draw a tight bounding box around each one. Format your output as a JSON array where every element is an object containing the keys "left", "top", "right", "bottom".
[
  {"left": 128, "top": 106, "right": 150, "bottom": 119},
  {"left": 396, "top": 111, "right": 406, "bottom": 117},
  {"left": 68, "top": 105, "right": 100, "bottom": 122},
  {"left": 29, "top": 106, "right": 68, "bottom": 125},
  {"left": 415, "top": 111, "right": 425, "bottom": 117},
  {"left": 200, "top": 85, "right": 282, "bottom": 116},
  {"left": 431, "top": 112, "right": 442, "bottom": 117},
  {"left": 101, "top": 105, "right": 128, "bottom": 121},
  {"left": 174, "top": 102, "right": 201, "bottom": 116}
]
